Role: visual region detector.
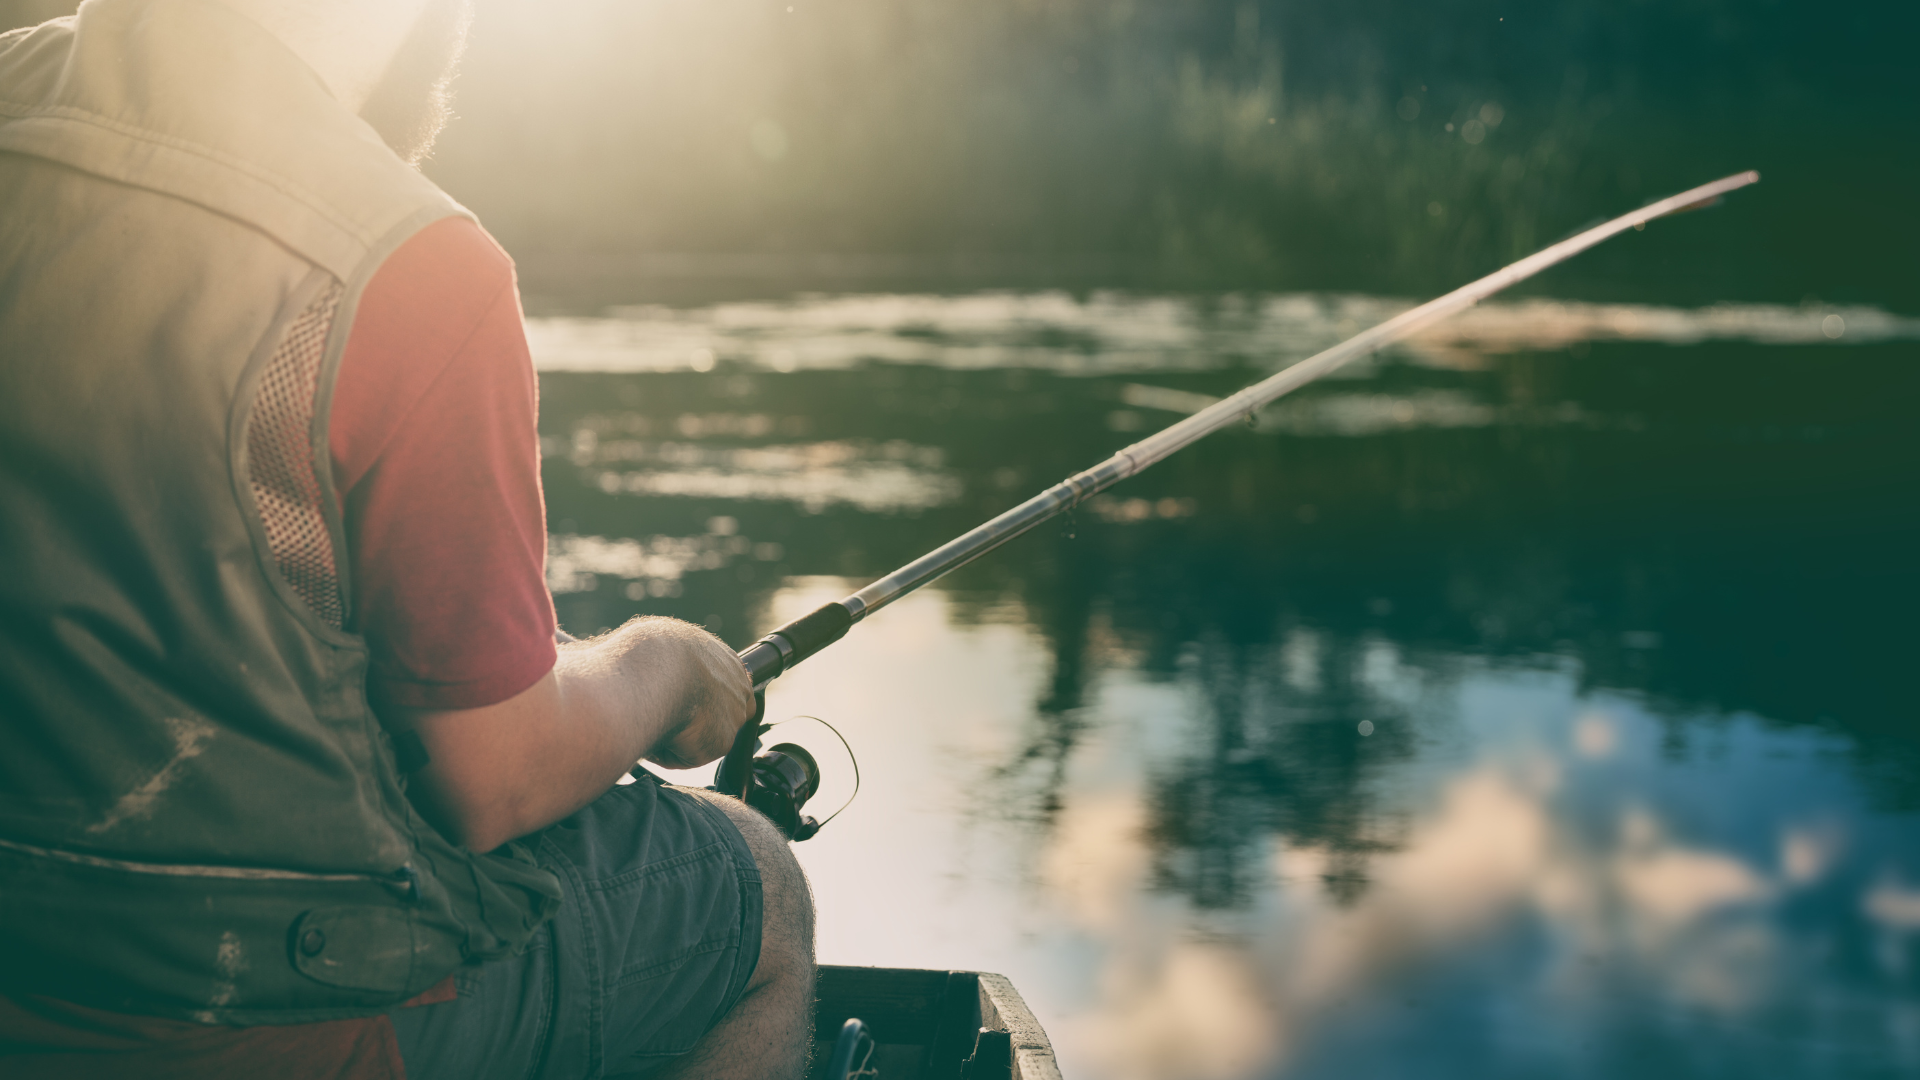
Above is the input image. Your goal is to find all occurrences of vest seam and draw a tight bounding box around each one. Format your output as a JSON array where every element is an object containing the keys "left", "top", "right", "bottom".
[
  {"left": 0, "top": 100, "right": 381, "bottom": 247},
  {"left": 0, "top": 834, "right": 404, "bottom": 884},
  {"left": 313, "top": 204, "right": 476, "bottom": 633},
  {"left": 229, "top": 267, "right": 361, "bottom": 646}
]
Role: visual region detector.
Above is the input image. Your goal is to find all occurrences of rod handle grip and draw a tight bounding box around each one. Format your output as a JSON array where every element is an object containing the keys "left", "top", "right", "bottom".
[{"left": 737, "top": 601, "right": 853, "bottom": 686}]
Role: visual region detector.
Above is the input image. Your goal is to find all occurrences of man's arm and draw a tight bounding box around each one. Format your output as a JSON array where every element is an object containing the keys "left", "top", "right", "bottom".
[
  {"left": 324, "top": 221, "right": 749, "bottom": 852},
  {"left": 391, "top": 616, "right": 756, "bottom": 853}
]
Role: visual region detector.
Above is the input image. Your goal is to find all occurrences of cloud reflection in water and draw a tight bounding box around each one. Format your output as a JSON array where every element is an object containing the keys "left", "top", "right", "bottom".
[
  {"left": 760, "top": 585, "right": 1920, "bottom": 1080},
  {"left": 1077, "top": 669, "right": 1918, "bottom": 1078}
]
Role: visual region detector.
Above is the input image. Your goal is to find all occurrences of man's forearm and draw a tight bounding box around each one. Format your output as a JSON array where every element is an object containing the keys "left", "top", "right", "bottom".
[{"left": 395, "top": 617, "right": 752, "bottom": 852}]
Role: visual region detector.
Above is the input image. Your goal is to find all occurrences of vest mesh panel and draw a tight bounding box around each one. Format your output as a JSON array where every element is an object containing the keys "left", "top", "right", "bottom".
[{"left": 246, "top": 283, "right": 346, "bottom": 629}]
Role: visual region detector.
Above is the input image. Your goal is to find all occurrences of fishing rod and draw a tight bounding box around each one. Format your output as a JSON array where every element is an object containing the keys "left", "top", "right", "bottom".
[{"left": 713, "top": 170, "right": 1759, "bottom": 835}]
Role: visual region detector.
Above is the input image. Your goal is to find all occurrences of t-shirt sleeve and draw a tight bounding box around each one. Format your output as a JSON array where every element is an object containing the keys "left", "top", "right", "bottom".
[{"left": 328, "top": 217, "right": 557, "bottom": 712}]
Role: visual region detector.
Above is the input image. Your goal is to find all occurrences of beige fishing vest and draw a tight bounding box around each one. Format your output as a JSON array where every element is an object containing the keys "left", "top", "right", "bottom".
[{"left": 0, "top": 0, "right": 559, "bottom": 1022}]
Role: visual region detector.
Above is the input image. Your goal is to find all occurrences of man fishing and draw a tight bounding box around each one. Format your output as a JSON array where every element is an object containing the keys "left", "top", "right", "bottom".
[{"left": 0, "top": 1, "right": 813, "bottom": 1077}]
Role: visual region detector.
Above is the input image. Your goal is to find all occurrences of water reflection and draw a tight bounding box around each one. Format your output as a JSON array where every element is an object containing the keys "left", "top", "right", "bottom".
[
  {"left": 548, "top": 292, "right": 1920, "bottom": 1077},
  {"left": 728, "top": 586, "right": 1920, "bottom": 1080},
  {"left": 526, "top": 293, "right": 1920, "bottom": 377}
]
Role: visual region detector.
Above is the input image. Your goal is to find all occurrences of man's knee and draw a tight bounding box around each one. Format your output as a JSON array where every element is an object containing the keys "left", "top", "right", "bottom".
[{"left": 686, "top": 789, "right": 814, "bottom": 980}]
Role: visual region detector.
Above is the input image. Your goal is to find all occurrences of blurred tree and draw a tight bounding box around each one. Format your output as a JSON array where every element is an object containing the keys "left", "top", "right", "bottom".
[
  {"left": 7, "top": 0, "right": 1912, "bottom": 306},
  {"left": 426, "top": 0, "right": 1914, "bottom": 306}
]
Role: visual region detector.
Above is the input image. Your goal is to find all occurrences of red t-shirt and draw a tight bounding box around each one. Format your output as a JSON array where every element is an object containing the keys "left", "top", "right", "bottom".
[
  {"left": 0, "top": 218, "right": 556, "bottom": 1076},
  {"left": 332, "top": 216, "right": 558, "bottom": 710}
]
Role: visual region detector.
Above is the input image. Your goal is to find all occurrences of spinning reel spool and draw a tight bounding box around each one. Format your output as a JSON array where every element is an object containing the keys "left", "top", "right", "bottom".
[{"left": 711, "top": 691, "right": 851, "bottom": 842}]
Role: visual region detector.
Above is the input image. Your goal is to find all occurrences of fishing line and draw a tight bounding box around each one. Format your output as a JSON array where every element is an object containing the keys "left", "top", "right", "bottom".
[{"left": 763, "top": 714, "right": 861, "bottom": 829}]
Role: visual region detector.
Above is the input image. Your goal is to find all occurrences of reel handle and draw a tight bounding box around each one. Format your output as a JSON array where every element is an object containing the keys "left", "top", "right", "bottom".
[
  {"left": 710, "top": 692, "right": 826, "bottom": 841},
  {"left": 714, "top": 690, "right": 768, "bottom": 799}
]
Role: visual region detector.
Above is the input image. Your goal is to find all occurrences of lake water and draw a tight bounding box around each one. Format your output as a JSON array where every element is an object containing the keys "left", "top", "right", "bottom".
[{"left": 534, "top": 291, "right": 1920, "bottom": 1079}]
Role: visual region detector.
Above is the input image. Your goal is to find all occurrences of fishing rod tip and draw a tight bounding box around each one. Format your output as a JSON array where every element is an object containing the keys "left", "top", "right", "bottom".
[{"left": 1657, "top": 171, "right": 1761, "bottom": 219}]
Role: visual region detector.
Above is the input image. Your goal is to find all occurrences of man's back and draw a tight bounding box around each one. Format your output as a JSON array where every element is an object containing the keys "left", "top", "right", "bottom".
[
  {"left": 0, "top": 0, "right": 553, "bottom": 1019},
  {"left": 0, "top": 3, "right": 813, "bottom": 1076}
]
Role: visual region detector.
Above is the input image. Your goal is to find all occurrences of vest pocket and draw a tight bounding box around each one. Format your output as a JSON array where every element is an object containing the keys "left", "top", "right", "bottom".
[{"left": 290, "top": 905, "right": 417, "bottom": 993}]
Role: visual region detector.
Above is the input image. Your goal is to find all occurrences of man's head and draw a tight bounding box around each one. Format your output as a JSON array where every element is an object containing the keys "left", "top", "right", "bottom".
[{"left": 222, "top": 0, "right": 474, "bottom": 165}]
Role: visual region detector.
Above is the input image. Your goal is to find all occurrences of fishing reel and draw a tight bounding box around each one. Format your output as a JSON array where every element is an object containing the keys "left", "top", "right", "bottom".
[{"left": 710, "top": 691, "right": 854, "bottom": 842}]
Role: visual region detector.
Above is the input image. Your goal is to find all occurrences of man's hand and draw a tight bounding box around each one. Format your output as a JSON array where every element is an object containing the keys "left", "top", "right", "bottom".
[
  {"left": 641, "top": 625, "right": 757, "bottom": 769},
  {"left": 391, "top": 617, "right": 755, "bottom": 852}
]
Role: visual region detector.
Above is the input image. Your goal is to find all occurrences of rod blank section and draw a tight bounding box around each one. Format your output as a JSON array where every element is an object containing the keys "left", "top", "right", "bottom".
[
  {"left": 847, "top": 475, "right": 1103, "bottom": 621},
  {"left": 739, "top": 601, "right": 854, "bottom": 686},
  {"left": 838, "top": 171, "right": 1759, "bottom": 626},
  {"left": 733, "top": 172, "right": 1758, "bottom": 690}
]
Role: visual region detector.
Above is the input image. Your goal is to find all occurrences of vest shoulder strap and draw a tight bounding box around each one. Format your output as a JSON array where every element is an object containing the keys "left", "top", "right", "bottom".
[{"left": 0, "top": 0, "right": 469, "bottom": 280}]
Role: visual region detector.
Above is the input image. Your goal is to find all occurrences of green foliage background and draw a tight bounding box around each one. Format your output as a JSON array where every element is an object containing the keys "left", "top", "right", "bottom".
[
  {"left": 7, "top": 0, "right": 1913, "bottom": 305},
  {"left": 432, "top": 0, "right": 1914, "bottom": 305}
]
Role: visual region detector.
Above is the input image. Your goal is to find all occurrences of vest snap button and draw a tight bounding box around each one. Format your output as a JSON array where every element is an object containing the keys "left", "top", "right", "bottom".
[{"left": 300, "top": 928, "right": 326, "bottom": 956}]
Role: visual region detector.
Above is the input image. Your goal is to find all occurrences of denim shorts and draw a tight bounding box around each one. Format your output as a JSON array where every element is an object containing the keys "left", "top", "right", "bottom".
[{"left": 388, "top": 779, "right": 764, "bottom": 1079}]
